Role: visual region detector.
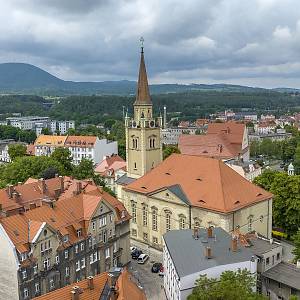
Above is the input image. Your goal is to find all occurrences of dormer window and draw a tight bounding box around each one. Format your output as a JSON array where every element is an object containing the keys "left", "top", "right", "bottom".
[
  {"left": 63, "top": 235, "right": 69, "bottom": 243},
  {"left": 76, "top": 229, "right": 82, "bottom": 238},
  {"left": 20, "top": 252, "right": 27, "bottom": 261}
]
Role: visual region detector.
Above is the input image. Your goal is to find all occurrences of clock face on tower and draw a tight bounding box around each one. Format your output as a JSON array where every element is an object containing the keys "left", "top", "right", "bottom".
[
  {"left": 132, "top": 121, "right": 137, "bottom": 128},
  {"left": 149, "top": 120, "right": 155, "bottom": 128}
]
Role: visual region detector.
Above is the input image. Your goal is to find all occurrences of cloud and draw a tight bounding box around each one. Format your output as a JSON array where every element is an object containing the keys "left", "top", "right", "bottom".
[{"left": 0, "top": 0, "right": 300, "bottom": 87}]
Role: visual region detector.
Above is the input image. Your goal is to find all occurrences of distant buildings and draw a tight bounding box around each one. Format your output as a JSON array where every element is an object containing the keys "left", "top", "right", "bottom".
[
  {"left": 225, "top": 160, "right": 262, "bottom": 181},
  {"left": 0, "top": 139, "right": 27, "bottom": 163},
  {"left": 5, "top": 116, "right": 75, "bottom": 136},
  {"left": 0, "top": 177, "right": 131, "bottom": 300},
  {"left": 34, "top": 135, "right": 118, "bottom": 165}
]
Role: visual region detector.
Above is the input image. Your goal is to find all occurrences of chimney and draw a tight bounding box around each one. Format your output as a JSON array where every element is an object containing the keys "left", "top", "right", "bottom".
[
  {"left": 54, "top": 189, "right": 60, "bottom": 199},
  {"left": 87, "top": 276, "right": 94, "bottom": 290},
  {"left": 205, "top": 246, "right": 212, "bottom": 259},
  {"left": 12, "top": 192, "right": 19, "bottom": 202},
  {"left": 193, "top": 227, "right": 199, "bottom": 240},
  {"left": 7, "top": 184, "right": 14, "bottom": 198},
  {"left": 39, "top": 178, "right": 46, "bottom": 194},
  {"left": 231, "top": 237, "right": 238, "bottom": 252},
  {"left": 76, "top": 181, "right": 82, "bottom": 195},
  {"left": 71, "top": 287, "right": 80, "bottom": 300},
  {"left": 207, "top": 226, "right": 213, "bottom": 238},
  {"left": 59, "top": 176, "right": 64, "bottom": 193}
]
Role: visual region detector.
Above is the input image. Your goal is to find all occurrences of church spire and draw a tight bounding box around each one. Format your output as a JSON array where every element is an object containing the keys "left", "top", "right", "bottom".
[{"left": 134, "top": 37, "right": 152, "bottom": 105}]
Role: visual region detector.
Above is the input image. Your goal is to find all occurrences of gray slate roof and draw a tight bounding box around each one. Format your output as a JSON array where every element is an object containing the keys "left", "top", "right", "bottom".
[
  {"left": 263, "top": 262, "right": 300, "bottom": 290},
  {"left": 163, "top": 228, "right": 255, "bottom": 278},
  {"left": 115, "top": 174, "right": 136, "bottom": 186},
  {"left": 247, "top": 237, "right": 281, "bottom": 257}
]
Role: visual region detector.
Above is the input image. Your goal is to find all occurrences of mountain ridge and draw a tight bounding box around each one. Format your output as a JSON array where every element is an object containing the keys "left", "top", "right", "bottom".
[{"left": 0, "top": 62, "right": 298, "bottom": 96}]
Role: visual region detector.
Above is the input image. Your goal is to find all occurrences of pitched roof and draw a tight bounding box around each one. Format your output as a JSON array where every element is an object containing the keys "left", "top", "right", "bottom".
[
  {"left": 65, "top": 135, "right": 97, "bottom": 148},
  {"left": 125, "top": 154, "right": 272, "bottom": 213},
  {"left": 134, "top": 48, "right": 152, "bottom": 105},
  {"left": 35, "top": 273, "right": 109, "bottom": 300},
  {"left": 94, "top": 155, "right": 126, "bottom": 176},
  {"left": 116, "top": 268, "right": 147, "bottom": 300},
  {"left": 34, "top": 135, "right": 67, "bottom": 146},
  {"left": 207, "top": 121, "right": 245, "bottom": 142}
]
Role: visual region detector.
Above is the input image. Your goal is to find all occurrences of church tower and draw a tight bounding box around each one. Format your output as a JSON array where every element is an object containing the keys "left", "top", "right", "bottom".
[{"left": 125, "top": 41, "right": 163, "bottom": 178}]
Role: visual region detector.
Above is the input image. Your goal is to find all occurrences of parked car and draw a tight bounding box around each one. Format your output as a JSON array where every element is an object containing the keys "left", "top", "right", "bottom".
[
  {"left": 131, "top": 249, "right": 143, "bottom": 259},
  {"left": 137, "top": 254, "right": 149, "bottom": 264},
  {"left": 158, "top": 266, "right": 164, "bottom": 276},
  {"left": 130, "top": 246, "right": 137, "bottom": 254},
  {"left": 151, "top": 262, "right": 162, "bottom": 273}
]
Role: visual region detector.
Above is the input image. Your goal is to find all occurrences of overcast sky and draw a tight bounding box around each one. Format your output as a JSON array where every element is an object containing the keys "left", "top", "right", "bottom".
[{"left": 1, "top": 0, "right": 300, "bottom": 88}]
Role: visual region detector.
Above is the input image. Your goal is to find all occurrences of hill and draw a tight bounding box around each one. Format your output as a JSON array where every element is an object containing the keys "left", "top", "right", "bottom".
[{"left": 0, "top": 63, "right": 268, "bottom": 95}]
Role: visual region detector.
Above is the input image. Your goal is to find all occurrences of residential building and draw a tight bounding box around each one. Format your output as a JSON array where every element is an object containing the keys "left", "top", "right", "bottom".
[
  {"left": 0, "top": 139, "right": 27, "bottom": 163},
  {"left": 249, "top": 132, "right": 292, "bottom": 142},
  {"left": 0, "top": 180, "right": 131, "bottom": 300},
  {"left": 6, "top": 116, "right": 75, "bottom": 136},
  {"left": 162, "top": 126, "right": 201, "bottom": 145},
  {"left": 94, "top": 154, "right": 127, "bottom": 193},
  {"left": 34, "top": 268, "right": 147, "bottom": 300},
  {"left": 117, "top": 153, "right": 273, "bottom": 249},
  {"left": 34, "top": 135, "right": 118, "bottom": 165},
  {"left": 225, "top": 160, "right": 262, "bottom": 181},
  {"left": 163, "top": 228, "right": 258, "bottom": 300},
  {"left": 255, "top": 121, "right": 276, "bottom": 135},
  {"left": 124, "top": 45, "right": 163, "bottom": 178},
  {"left": 178, "top": 121, "right": 250, "bottom": 161}
]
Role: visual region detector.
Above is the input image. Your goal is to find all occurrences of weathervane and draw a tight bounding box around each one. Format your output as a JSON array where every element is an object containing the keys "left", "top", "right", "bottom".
[{"left": 140, "top": 36, "right": 144, "bottom": 52}]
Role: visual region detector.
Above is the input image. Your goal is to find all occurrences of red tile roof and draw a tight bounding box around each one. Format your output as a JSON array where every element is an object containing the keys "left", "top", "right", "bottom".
[
  {"left": 35, "top": 273, "right": 109, "bottom": 300},
  {"left": 125, "top": 154, "right": 272, "bottom": 213},
  {"left": 65, "top": 135, "right": 97, "bottom": 148},
  {"left": 95, "top": 155, "right": 126, "bottom": 176}
]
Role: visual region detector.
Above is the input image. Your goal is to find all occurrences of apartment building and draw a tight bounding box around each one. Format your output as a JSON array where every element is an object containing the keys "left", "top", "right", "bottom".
[
  {"left": 0, "top": 179, "right": 131, "bottom": 300},
  {"left": 34, "top": 135, "right": 118, "bottom": 165},
  {"left": 50, "top": 120, "right": 75, "bottom": 135},
  {"left": 0, "top": 139, "right": 27, "bottom": 163}
]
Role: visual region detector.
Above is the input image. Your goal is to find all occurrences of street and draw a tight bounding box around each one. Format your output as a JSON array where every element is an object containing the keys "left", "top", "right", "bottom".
[{"left": 129, "top": 242, "right": 166, "bottom": 300}]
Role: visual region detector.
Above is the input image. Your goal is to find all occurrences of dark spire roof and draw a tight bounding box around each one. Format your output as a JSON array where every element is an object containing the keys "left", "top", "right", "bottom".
[{"left": 134, "top": 45, "right": 152, "bottom": 105}]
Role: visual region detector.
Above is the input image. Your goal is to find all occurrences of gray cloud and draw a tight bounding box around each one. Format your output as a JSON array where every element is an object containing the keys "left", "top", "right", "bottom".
[{"left": 0, "top": 0, "right": 300, "bottom": 87}]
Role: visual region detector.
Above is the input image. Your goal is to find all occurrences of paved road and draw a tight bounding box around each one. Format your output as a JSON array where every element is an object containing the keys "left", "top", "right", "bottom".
[
  {"left": 129, "top": 258, "right": 166, "bottom": 300},
  {"left": 279, "top": 240, "right": 295, "bottom": 263}
]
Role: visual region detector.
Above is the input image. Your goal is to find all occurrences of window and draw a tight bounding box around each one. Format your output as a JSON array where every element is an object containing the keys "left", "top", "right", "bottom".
[
  {"left": 24, "top": 288, "right": 29, "bottom": 299},
  {"left": 248, "top": 217, "right": 253, "bottom": 232},
  {"left": 179, "top": 215, "right": 186, "bottom": 230},
  {"left": 88, "top": 238, "right": 92, "bottom": 248},
  {"left": 109, "top": 229, "right": 112, "bottom": 238},
  {"left": 166, "top": 211, "right": 171, "bottom": 231},
  {"left": 153, "top": 237, "right": 158, "bottom": 244},
  {"left": 33, "top": 265, "right": 38, "bottom": 274},
  {"left": 109, "top": 214, "right": 113, "bottom": 223},
  {"left": 143, "top": 232, "right": 148, "bottom": 241},
  {"left": 81, "top": 257, "right": 86, "bottom": 269},
  {"left": 266, "top": 257, "right": 270, "bottom": 265},
  {"left": 43, "top": 258, "right": 50, "bottom": 270},
  {"left": 80, "top": 243, "right": 84, "bottom": 251},
  {"left": 65, "top": 267, "right": 70, "bottom": 277},
  {"left": 75, "top": 245, "right": 79, "bottom": 253},
  {"left": 76, "top": 229, "right": 82, "bottom": 237},
  {"left": 49, "top": 278, "right": 54, "bottom": 289},
  {"left": 90, "top": 254, "right": 94, "bottom": 264},
  {"left": 75, "top": 260, "right": 80, "bottom": 271},
  {"left": 105, "top": 248, "right": 110, "bottom": 258},
  {"left": 103, "top": 230, "right": 107, "bottom": 243},
  {"left": 134, "top": 162, "right": 137, "bottom": 170},
  {"left": 131, "top": 201, "right": 137, "bottom": 223},
  {"left": 113, "top": 242, "right": 117, "bottom": 253},
  {"left": 35, "top": 283, "right": 40, "bottom": 293},
  {"left": 142, "top": 206, "right": 148, "bottom": 226},
  {"left": 152, "top": 209, "right": 158, "bottom": 231},
  {"left": 22, "top": 270, "right": 27, "bottom": 279},
  {"left": 278, "top": 282, "right": 282, "bottom": 288},
  {"left": 55, "top": 255, "right": 59, "bottom": 264},
  {"left": 64, "top": 250, "right": 68, "bottom": 259},
  {"left": 100, "top": 216, "right": 107, "bottom": 227},
  {"left": 132, "top": 229, "right": 137, "bottom": 237},
  {"left": 92, "top": 221, "right": 96, "bottom": 230},
  {"left": 277, "top": 252, "right": 280, "bottom": 260}
]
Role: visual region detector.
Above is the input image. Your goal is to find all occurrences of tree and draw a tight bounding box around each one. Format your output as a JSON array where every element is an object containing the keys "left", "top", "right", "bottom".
[
  {"left": 293, "top": 144, "right": 300, "bottom": 175},
  {"left": 41, "top": 127, "right": 51, "bottom": 135},
  {"left": 292, "top": 229, "right": 300, "bottom": 262},
  {"left": 72, "top": 159, "right": 94, "bottom": 180},
  {"left": 51, "top": 148, "right": 73, "bottom": 174},
  {"left": 93, "top": 174, "right": 116, "bottom": 197},
  {"left": 195, "top": 129, "right": 203, "bottom": 135},
  {"left": 8, "top": 144, "right": 27, "bottom": 161},
  {"left": 104, "top": 119, "right": 116, "bottom": 129},
  {"left": 163, "top": 145, "right": 180, "bottom": 160},
  {"left": 39, "top": 167, "right": 59, "bottom": 179},
  {"left": 110, "top": 121, "right": 125, "bottom": 143},
  {"left": 187, "top": 269, "right": 266, "bottom": 300}
]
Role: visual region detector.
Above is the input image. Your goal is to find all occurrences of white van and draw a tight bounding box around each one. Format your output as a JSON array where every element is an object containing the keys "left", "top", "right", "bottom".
[{"left": 137, "top": 254, "right": 149, "bottom": 264}]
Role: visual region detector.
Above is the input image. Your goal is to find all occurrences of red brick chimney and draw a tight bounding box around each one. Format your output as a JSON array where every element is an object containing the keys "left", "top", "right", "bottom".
[
  {"left": 59, "top": 176, "right": 64, "bottom": 193},
  {"left": 76, "top": 181, "right": 82, "bottom": 195},
  {"left": 39, "top": 178, "right": 46, "bottom": 194},
  {"left": 231, "top": 237, "right": 238, "bottom": 252},
  {"left": 205, "top": 246, "right": 212, "bottom": 259},
  {"left": 87, "top": 276, "right": 94, "bottom": 290},
  {"left": 193, "top": 227, "right": 199, "bottom": 240},
  {"left": 71, "top": 286, "right": 80, "bottom": 300},
  {"left": 6, "top": 184, "right": 14, "bottom": 198},
  {"left": 207, "top": 226, "right": 213, "bottom": 238}
]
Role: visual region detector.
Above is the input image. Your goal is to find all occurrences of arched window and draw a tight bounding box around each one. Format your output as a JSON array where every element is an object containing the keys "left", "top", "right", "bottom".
[
  {"left": 179, "top": 214, "right": 186, "bottom": 230},
  {"left": 141, "top": 112, "right": 144, "bottom": 118},
  {"left": 152, "top": 208, "right": 158, "bottom": 231},
  {"left": 194, "top": 217, "right": 201, "bottom": 228},
  {"left": 131, "top": 201, "right": 137, "bottom": 223},
  {"left": 142, "top": 205, "right": 148, "bottom": 227},
  {"left": 152, "top": 138, "right": 155, "bottom": 148},
  {"left": 134, "top": 162, "right": 137, "bottom": 170},
  {"left": 132, "top": 139, "right": 135, "bottom": 149}
]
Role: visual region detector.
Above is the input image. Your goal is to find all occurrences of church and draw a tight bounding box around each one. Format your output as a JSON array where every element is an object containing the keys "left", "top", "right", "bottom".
[{"left": 116, "top": 44, "right": 273, "bottom": 249}]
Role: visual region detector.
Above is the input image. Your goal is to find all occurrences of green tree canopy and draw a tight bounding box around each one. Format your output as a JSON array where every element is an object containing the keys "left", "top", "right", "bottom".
[
  {"left": 187, "top": 269, "right": 266, "bottom": 300},
  {"left": 41, "top": 127, "right": 51, "bottom": 135},
  {"left": 292, "top": 229, "right": 300, "bottom": 262},
  {"left": 51, "top": 147, "right": 73, "bottom": 174},
  {"left": 163, "top": 145, "right": 181, "bottom": 160},
  {"left": 8, "top": 143, "right": 27, "bottom": 161},
  {"left": 72, "top": 159, "right": 94, "bottom": 180}
]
